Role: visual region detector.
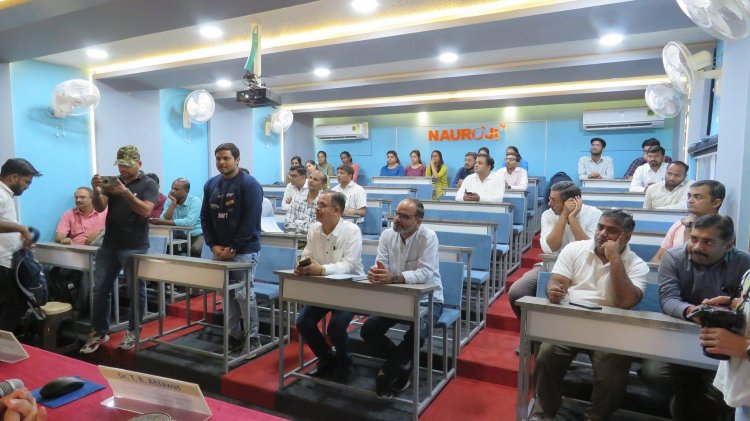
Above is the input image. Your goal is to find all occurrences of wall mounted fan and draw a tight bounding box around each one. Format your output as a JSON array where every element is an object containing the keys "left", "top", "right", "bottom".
[
  {"left": 645, "top": 83, "right": 685, "bottom": 118},
  {"left": 265, "top": 109, "right": 294, "bottom": 136},
  {"left": 50, "top": 79, "right": 100, "bottom": 119},
  {"left": 182, "top": 90, "right": 215, "bottom": 129},
  {"left": 677, "top": 0, "right": 750, "bottom": 41}
]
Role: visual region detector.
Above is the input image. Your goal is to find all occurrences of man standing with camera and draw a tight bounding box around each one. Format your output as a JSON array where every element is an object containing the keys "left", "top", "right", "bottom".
[
  {"left": 80, "top": 145, "right": 159, "bottom": 354},
  {"left": 643, "top": 215, "right": 750, "bottom": 420}
]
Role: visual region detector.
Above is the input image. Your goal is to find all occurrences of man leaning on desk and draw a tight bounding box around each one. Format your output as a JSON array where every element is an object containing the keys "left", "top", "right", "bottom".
[
  {"left": 295, "top": 190, "right": 364, "bottom": 382},
  {"left": 362, "top": 198, "right": 443, "bottom": 398},
  {"left": 532, "top": 209, "right": 648, "bottom": 421}
]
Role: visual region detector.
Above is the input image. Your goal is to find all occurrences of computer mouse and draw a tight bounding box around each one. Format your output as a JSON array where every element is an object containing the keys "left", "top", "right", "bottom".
[{"left": 39, "top": 376, "right": 85, "bottom": 399}]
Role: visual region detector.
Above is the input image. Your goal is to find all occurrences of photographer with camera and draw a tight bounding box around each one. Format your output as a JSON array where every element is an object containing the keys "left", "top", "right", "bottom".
[
  {"left": 643, "top": 215, "right": 750, "bottom": 420},
  {"left": 699, "top": 270, "right": 750, "bottom": 420}
]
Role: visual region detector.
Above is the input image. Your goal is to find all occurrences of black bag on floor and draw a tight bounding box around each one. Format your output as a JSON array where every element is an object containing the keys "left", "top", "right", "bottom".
[{"left": 12, "top": 247, "right": 48, "bottom": 321}]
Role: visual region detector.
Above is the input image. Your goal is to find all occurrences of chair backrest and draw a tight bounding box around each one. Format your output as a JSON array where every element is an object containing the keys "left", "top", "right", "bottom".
[
  {"left": 361, "top": 253, "right": 377, "bottom": 271},
  {"left": 439, "top": 260, "right": 465, "bottom": 309},
  {"left": 363, "top": 205, "right": 383, "bottom": 235},
  {"left": 148, "top": 235, "right": 168, "bottom": 254},
  {"left": 435, "top": 231, "right": 492, "bottom": 271},
  {"left": 256, "top": 245, "right": 298, "bottom": 284},
  {"left": 504, "top": 196, "right": 527, "bottom": 227},
  {"left": 423, "top": 208, "right": 512, "bottom": 245},
  {"left": 536, "top": 271, "right": 552, "bottom": 297}
]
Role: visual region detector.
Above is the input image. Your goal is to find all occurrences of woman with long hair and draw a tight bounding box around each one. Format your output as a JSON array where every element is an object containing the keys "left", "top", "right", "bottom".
[
  {"left": 379, "top": 150, "right": 405, "bottom": 176},
  {"left": 404, "top": 149, "right": 425, "bottom": 176},
  {"left": 425, "top": 149, "right": 448, "bottom": 199}
]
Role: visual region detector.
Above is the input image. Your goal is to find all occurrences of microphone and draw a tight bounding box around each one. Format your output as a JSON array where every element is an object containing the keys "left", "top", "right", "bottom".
[{"left": 0, "top": 379, "right": 24, "bottom": 397}]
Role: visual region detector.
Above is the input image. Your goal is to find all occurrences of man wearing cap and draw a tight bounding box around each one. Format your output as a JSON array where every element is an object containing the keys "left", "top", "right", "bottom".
[{"left": 80, "top": 145, "right": 159, "bottom": 354}]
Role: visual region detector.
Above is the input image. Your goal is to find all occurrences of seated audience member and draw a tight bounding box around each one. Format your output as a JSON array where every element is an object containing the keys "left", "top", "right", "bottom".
[
  {"left": 643, "top": 161, "right": 692, "bottom": 210},
  {"left": 623, "top": 138, "right": 672, "bottom": 179},
  {"left": 0, "top": 387, "right": 47, "bottom": 420},
  {"left": 425, "top": 150, "right": 448, "bottom": 199},
  {"left": 55, "top": 186, "right": 107, "bottom": 245},
  {"left": 404, "top": 149, "right": 426, "bottom": 177},
  {"left": 700, "top": 270, "right": 750, "bottom": 421},
  {"left": 295, "top": 191, "right": 364, "bottom": 381},
  {"left": 578, "top": 137, "right": 614, "bottom": 180},
  {"left": 305, "top": 160, "right": 316, "bottom": 176},
  {"left": 380, "top": 150, "right": 405, "bottom": 176},
  {"left": 149, "top": 178, "right": 203, "bottom": 257},
  {"left": 455, "top": 155, "right": 504, "bottom": 203},
  {"left": 332, "top": 164, "right": 367, "bottom": 224},
  {"left": 339, "top": 151, "right": 360, "bottom": 182},
  {"left": 453, "top": 152, "right": 477, "bottom": 188},
  {"left": 508, "top": 181, "right": 601, "bottom": 319},
  {"left": 629, "top": 145, "right": 668, "bottom": 192},
  {"left": 651, "top": 180, "right": 724, "bottom": 263},
  {"left": 285, "top": 171, "right": 326, "bottom": 234},
  {"left": 316, "top": 151, "right": 336, "bottom": 180},
  {"left": 145, "top": 173, "right": 167, "bottom": 218},
  {"left": 282, "top": 165, "right": 307, "bottom": 210},
  {"left": 290, "top": 155, "right": 302, "bottom": 167},
  {"left": 496, "top": 153, "right": 528, "bottom": 190},
  {"left": 499, "top": 146, "right": 529, "bottom": 171},
  {"left": 478, "top": 146, "right": 490, "bottom": 156},
  {"left": 534, "top": 210, "right": 648, "bottom": 421},
  {"left": 361, "top": 198, "right": 443, "bottom": 397},
  {"left": 643, "top": 215, "right": 750, "bottom": 420}
]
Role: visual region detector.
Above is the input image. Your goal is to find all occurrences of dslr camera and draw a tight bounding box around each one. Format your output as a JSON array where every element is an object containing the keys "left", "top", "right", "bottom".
[{"left": 687, "top": 304, "right": 746, "bottom": 360}]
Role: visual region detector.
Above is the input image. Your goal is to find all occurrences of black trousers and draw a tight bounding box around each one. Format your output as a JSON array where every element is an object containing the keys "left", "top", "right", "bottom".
[{"left": 0, "top": 265, "right": 28, "bottom": 333}]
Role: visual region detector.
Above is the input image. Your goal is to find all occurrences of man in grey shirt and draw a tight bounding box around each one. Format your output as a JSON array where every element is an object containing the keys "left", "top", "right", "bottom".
[{"left": 643, "top": 215, "right": 750, "bottom": 420}]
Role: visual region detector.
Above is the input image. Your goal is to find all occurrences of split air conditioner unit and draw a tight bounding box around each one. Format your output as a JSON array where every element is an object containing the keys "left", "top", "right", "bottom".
[
  {"left": 315, "top": 122, "right": 369, "bottom": 140},
  {"left": 582, "top": 107, "right": 665, "bottom": 131}
]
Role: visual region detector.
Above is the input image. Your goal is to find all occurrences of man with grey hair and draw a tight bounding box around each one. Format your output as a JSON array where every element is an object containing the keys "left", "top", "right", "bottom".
[
  {"left": 55, "top": 186, "right": 107, "bottom": 245},
  {"left": 285, "top": 171, "right": 326, "bottom": 234}
]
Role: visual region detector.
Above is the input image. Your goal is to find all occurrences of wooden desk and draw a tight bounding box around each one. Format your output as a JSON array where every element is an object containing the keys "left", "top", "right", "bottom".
[
  {"left": 276, "top": 270, "right": 439, "bottom": 421},
  {"left": 515, "top": 297, "right": 718, "bottom": 420},
  {"left": 261, "top": 232, "right": 305, "bottom": 250},
  {"left": 580, "top": 178, "right": 632, "bottom": 190},
  {"left": 132, "top": 254, "right": 255, "bottom": 373},
  {"left": 149, "top": 224, "right": 193, "bottom": 255}
]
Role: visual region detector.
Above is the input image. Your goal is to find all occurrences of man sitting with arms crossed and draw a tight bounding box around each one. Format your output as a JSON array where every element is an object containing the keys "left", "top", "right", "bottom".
[
  {"left": 629, "top": 145, "right": 668, "bottom": 192},
  {"left": 643, "top": 215, "right": 750, "bottom": 420},
  {"left": 455, "top": 155, "right": 504, "bottom": 203},
  {"left": 332, "top": 164, "right": 366, "bottom": 225},
  {"left": 55, "top": 187, "right": 106, "bottom": 245},
  {"left": 281, "top": 165, "right": 307, "bottom": 210},
  {"left": 284, "top": 171, "right": 325, "bottom": 235},
  {"left": 295, "top": 191, "right": 364, "bottom": 381},
  {"left": 533, "top": 210, "right": 648, "bottom": 421},
  {"left": 149, "top": 178, "right": 203, "bottom": 257},
  {"left": 643, "top": 161, "right": 692, "bottom": 210},
  {"left": 651, "top": 180, "right": 724, "bottom": 264},
  {"left": 361, "top": 198, "right": 443, "bottom": 398},
  {"left": 453, "top": 152, "right": 477, "bottom": 188}
]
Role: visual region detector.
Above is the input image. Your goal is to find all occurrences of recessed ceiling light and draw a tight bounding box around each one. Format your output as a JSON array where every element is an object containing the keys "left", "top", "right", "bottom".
[
  {"left": 599, "top": 33, "right": 624, "bottom": 46},
  {"left": 439, "top": 52, "right": 458, "bottom": 63},
  {"left": 351, "top": 0, "right": 378, "bottom": 13},
  {"left": 314, "top": 67, "right": 331, "bottom": 77},
  {"left": 86, "top": 48, "right": 108, "bottom": 59},
  {"left": 200, "top": 26, "right": 223, "bottom": 39},
  {"left": 418, "top": 112, "right": 429, "bottom": 124},
  {"left": 216, "top": 79, "right": 232, "bottom": 88},
  {"left": 504, "top": 106, "right": 517, "bottom": 119}
]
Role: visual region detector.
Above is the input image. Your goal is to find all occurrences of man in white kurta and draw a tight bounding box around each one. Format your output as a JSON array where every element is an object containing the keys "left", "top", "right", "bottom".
[
  {"left": 642, "top": 161, "right": 692, "bottom": 209},
  {"left": 629, "top": 145, "right": 668, "bottom": 192},
  {"left": 455, "top": 155, "right": 504, "bottom": 203}
]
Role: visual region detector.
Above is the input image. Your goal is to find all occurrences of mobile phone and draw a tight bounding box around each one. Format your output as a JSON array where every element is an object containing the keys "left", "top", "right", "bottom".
[
  {"left": 298, "top": 257, "right": 312, "bottom": 267},
  {"left": 569, "top": 300, "right": 602, "bottom": 310},
  {"left": 100, "top": 176, "right": 119, "bottom": 186}
]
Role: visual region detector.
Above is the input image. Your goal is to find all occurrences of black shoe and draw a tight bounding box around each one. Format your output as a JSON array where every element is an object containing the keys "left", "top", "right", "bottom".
[
  {"left": 375, "top": 370, "right": 394, "bottom": 398},
  {"left": 309, "top": 358, "right": 336, "bottom": 379},
  {"left": 332, "top": 363, "right": 352, "bottom": 383},
  {"left": 229, "top": 335, "right": 245, "bottom": 352},
  {"left": 392, "top": 371, "right": 411, "bottom": 394}
]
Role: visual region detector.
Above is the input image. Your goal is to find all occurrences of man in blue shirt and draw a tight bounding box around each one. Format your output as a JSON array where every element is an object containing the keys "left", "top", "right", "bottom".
[
  {"left": 150, "top": 178, "right": 203, "bottom": 257},
  {"left": 201, "top": 143, "right": 263, "bottom": 352},
  {"left": 453, "top": 152, "right": 476, "bottom": 188}
]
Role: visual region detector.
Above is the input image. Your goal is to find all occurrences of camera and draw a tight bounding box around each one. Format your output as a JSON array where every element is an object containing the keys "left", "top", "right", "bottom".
[
  {"left": 687, "top": 304, "right": 746, "bottom": 360},
  {"left": 100, "top": 176, "right": 119, "bottom": 187}
]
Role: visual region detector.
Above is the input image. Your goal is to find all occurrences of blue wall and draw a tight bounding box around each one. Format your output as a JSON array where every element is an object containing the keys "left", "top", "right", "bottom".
[
  {"left": 160, "top": 89, "right": 209, "bottom": 193},
  {"left": 250, "top": 106, "right": 281, "bottom": 184},
  {"left": 314, "top": 100, "right": 675, "bottom": 185},
  {"left": 9, "top": 60, "right": 91, "bottom": 241}
]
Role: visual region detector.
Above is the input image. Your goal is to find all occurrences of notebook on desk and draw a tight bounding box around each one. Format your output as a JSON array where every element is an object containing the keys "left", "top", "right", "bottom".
[{"left": 324, "top": 274, "right": 369, "bottom": 282}]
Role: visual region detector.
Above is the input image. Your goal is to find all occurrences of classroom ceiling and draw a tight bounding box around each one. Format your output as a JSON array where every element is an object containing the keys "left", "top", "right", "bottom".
[{"left": 0, "top": 0, "right": 716, "bottom": 116}]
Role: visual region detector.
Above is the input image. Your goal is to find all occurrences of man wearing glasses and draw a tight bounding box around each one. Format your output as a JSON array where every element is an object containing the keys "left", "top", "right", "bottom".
[
  {"left": 496, "top": 153, "right": 528, "bottom": 190},
  {"left": 361, "top": 198, "right": 443, "bottom": 398}
]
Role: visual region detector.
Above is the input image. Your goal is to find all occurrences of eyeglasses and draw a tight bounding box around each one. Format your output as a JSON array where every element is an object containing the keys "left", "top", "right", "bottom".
[{"left": 395, "top": 212, "right": 418, "bottom": 220}]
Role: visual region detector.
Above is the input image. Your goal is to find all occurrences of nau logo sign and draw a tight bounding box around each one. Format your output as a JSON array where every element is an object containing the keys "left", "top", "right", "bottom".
[{"left": 427, "top": 124, "right": 505, "bottom": 142}]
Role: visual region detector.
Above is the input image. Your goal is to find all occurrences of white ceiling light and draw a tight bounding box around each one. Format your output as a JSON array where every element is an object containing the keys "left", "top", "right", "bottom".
[
  {"left": 418, "top": 111, "right": 428, "bottom": 124},
  {"left": 439, "top": 52, "right": 458, "bottom": 63},
  {"left": 216, "top": 79, "right": 232, "bottom": 88},
  {"left": 199, "top": 26, "right": 223, "bottom": 39},
  {"left": 504, "top": 106, "right": 517, "bottom": 119},
  {"left": 86, "top": 48, "right": 108, "bottom": 59},
  {"left": 599, "top": 33, "right": 624, "bottom": 46},
  {"left": 314, "top": 67, "right": 331, "bottom": 77},
  {"left": 351, "top": 0, "right": 378, "bottom": 13}
]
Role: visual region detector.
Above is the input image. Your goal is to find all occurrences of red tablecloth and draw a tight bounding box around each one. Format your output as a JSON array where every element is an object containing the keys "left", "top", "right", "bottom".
[{"left": 1, "top": 345, "right": 286, "bottom": 420}]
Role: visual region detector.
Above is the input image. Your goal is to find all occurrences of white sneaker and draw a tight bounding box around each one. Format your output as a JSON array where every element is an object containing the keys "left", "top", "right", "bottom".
[
  {"left": 118, "top": 330, "right": 136, "bottom": 350},
  {"left": 80, "top": 332, "right": 109, "bottom": 354}
]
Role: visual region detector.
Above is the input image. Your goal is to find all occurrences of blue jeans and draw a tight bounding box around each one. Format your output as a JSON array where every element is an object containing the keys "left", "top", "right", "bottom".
[
  {"left": 91, "top": 246, "right": 148, "bottom": 335},
  {"left": 296, "top": 306, "right": 354, "bottom": 365}
]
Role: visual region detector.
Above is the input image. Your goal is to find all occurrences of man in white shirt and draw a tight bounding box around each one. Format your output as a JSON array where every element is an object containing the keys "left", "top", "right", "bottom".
[
  {"left": 332, "top": 164, "right": 366, "bottom": 224},
  {"left": 629, "top": 145, "right": 668, "bottom": 192},
  {"left": 508, "top": 181, "right": 601, "bottom": 319},
  {"left": 0, "top": 158, "right": 42, "bottom": 334},
  {"left": 578, "top": 137, "right": 614, "bottom": 180},
  {"left": 533, "top": 210, "right": 649, "bottom": 421},
  {"left": 643, "top": 161, "right": 692, "bottom": 210},
  {"left": 361, "top": 198, "right": 443, "bottom": 398},
  {"left": 284, "top": 171, "right": 325, "bottom": 234},
  {"left": 496, "top": 153, "right": 528, "bottom": 190},
  {"left": 295, "top": 191, "right": 364, "bottom": 381},
  {"left": 455, "top": 155, "right": 504, "bottom": 203},
  {"left": 281, "top": 165, "right": 307, "bottom": 210}
]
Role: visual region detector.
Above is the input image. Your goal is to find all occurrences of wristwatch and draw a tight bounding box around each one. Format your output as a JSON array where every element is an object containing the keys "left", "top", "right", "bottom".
[
  {"left": 391, "top": 274, "right": 399, "bottom": 284},
  {"left": 228, "top": 247, "right": 237, "bottom": 255}
]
